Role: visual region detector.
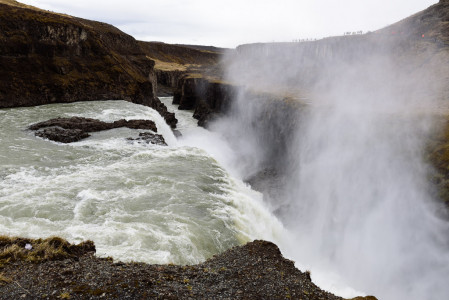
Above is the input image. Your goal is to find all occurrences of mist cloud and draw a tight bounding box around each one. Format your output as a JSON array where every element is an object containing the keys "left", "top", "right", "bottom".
[{"left": 213, "top": 17, "right": 449, "bottom": 298}]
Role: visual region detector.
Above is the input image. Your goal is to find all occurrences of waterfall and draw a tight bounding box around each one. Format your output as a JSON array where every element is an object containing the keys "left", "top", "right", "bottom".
[{"left": 217, "top": 38, "right": 449, "bottom": 299}]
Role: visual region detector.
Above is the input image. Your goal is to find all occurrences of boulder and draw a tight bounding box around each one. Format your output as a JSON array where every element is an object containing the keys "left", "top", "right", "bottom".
[
  {"left": 29, "top": 116, "right": 158, "bottom": 143},
  {"left": 127, "top": 132, "right": 167, "bottom": 146},
  {"left": 35, "top": 127, "right": 90, "bottom": 143}
]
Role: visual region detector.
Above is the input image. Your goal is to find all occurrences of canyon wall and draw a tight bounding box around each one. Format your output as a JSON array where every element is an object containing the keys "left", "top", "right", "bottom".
[{"left": 0, "top": 1, "right": 176, "bottom": 127}]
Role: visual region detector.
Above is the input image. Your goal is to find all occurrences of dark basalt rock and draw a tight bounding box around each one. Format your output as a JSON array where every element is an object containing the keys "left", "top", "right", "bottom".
[
  {"left": 193, "top": 100, "right": 216, "bottom": 127},
  {"left": 127, "top": 132, "right": 167, "bottom": 146},
  {"left": 151, "top": 98, "right": 178, "bottom": 128},
  {"left": 111, "top": 119, "right": 158, "bottom": 131},
  {"left": 173, "top": 76, "right": 236, "bottom": 128},
  {"left": 0, "top": 236, "right": 377, "bottom": 299},
  {"left": 35, "top": 127, "right": 90, "bottom": 143},
  {"left": 29, "top": 117, "right": 157, "bottom": 132},
  {"left": 154, "top": 69, "right": 187, "bottom": 97},
  {"left": 29, "top": 116, "right": 158, "bottom": 143},
  {"left": 173, "top": 129, "right": 182, "bottom": 138}
]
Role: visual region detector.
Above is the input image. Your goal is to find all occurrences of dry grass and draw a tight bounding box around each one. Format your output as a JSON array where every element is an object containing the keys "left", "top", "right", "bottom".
[
  {"left": 0, "top": 272, "right": 12, "bottom": 285},
  {"left": 0, "top": 236, "right": 95, "bottom": 267},
  {"left": 150, "top": 57, "right": 207, "bottom": 72},
  {"left": 151, "top": 58, "right": 188, "bottom": 71},
  {"left": 59, "top": 291, "right": 71, "bottom": 299},
  {"left": 185, "top": 73, "right": 204, "bottom": 79}
]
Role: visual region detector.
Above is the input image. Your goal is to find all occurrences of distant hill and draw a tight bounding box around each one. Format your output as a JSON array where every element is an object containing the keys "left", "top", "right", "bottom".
[
  {"left": 174, "top": 44, "right": 231, "bottom": 54},
  {"left": 139, "top": 41, "right": 221, "bottom": 70}
]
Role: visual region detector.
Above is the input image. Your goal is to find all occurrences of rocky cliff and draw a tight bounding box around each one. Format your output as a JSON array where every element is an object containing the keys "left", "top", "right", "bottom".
[
  {"left": 172, "top": 76, "right": 235, "bottom": 126},
  {"left": 0, "top": 0, "right": 176, "bottom": 127},
  {"left": 0, "top": 236, "right": 376, "bottom": 299},
  {"left": 139, "top": 41, "right": 225, "bottom": 97},
  {"left": 137, "top": 40, "right": 232, "bottom": 126}
]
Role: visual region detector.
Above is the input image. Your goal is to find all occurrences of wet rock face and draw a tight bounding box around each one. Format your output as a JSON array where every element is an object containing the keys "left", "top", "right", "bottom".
[
  {"left": 35, "top": 127, "right": 90, "bottom": 143},
  {"left": 154, "top": 69, "right": 187, "bottom": 96},
  {"left": 176, "top": 77, "right": 207, "bottom": 110},
  {"left": 29, "top": 117, "right": 158, "bottom": 143},
  {"left": 127, "top": 132, "right": 167, "bottom": 146},
  {"left": 149, "top": 98, "right": 178, "bottom": 129},
  {"left": 173, "top": 76, "right": 236, "bottom": 127},
  {"left": 29, "top": 117, "right": 157, "bottom": 132}
]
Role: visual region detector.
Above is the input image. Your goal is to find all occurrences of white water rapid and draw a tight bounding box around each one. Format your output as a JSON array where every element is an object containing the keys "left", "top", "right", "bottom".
[{"left": 0, "top": 99, "right": 285, "bottom": 266}]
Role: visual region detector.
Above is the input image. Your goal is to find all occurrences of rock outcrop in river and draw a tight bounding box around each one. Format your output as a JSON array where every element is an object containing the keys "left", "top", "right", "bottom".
[{"left": 28, "top": 117, "right": 166, "bottom": 144}]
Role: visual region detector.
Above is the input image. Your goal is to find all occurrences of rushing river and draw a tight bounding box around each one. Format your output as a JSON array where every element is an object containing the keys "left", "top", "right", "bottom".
[{"left": 0, "top": 98, "right": 285, "bottom": 265}]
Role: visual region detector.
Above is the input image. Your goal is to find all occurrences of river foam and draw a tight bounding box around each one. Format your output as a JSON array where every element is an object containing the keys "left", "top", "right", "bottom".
[{"left": 0, "top": 99, "right": 284, "bottom": 265}]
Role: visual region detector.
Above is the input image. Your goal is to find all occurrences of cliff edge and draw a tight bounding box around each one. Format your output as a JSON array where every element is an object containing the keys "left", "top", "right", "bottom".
[
  {"left": 0, "top": 0, "right": 177, "bottom": 127},
  {"left": 0, "top": 236, "right": 375, "bottom": 299}
]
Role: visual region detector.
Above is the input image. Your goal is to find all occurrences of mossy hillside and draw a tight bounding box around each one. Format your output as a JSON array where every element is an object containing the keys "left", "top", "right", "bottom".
[
  {"left": 139, "top": 41, "right": 221, "bottom": 67},
  {"left": 378, "top": 0, "right": 449, "bottom": 45},
  {"left": 0, "top": 2, "right": 156, "bottom": 108},
  {"left": 150, "top": 58, "right": 189, "bottom": 72}
]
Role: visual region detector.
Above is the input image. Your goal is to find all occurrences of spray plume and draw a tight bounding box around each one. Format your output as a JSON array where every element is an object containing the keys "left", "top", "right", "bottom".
[{"left": 212, "top": 12, "right": 449, "bottom": 299}]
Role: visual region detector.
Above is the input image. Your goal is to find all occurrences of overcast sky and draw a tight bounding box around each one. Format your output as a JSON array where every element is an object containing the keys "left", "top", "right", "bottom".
[{"left": 20, "top": 0, "right": 438, "bottom": 48}]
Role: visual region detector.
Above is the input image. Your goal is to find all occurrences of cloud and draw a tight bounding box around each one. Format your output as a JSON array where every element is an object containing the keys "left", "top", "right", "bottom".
[{"left": 20, "top": 0, "right": 438, "bottom": 47}]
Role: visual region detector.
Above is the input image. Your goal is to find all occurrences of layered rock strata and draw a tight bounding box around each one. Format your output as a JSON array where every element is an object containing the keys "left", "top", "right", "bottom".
[{"left": 0, "top": 0, "right": 176, "bottom": 128}]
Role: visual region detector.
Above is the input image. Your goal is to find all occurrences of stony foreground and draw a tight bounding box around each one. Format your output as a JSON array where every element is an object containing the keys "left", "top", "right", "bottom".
[{"left": 0, "top": 237, "right": 376, "bottom": 299}]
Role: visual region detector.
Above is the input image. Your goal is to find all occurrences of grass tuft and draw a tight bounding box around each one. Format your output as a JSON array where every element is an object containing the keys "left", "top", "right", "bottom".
[
  {"left": 0, "top": 236, "right": 95, "bottom": 266},
  {"left": 0, "top": 272, "right": 12, "bottom": 285},
  {"left": 59, "top": 291, "right": 71, "bottom": 299}
]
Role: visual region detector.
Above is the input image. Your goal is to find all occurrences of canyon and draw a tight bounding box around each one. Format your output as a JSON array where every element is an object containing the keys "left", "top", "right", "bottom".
[{"left": 2, "top": 0, "right": 449, "bottom": 299}]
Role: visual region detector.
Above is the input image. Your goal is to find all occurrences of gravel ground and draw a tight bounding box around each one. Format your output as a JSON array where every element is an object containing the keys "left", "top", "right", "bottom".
[{"left": 0, "top": 238, "right": 377, "bottom": 300}]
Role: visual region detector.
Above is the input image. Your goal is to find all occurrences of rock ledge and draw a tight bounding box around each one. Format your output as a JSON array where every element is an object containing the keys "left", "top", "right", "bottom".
[
  {"left": 29, "top": 117, "right": 159, "bottom": 143},
  {"left": 0, "top": 236, "right": 376, "bottom": 299}
]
